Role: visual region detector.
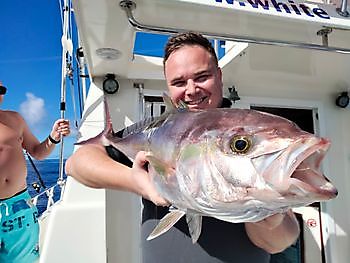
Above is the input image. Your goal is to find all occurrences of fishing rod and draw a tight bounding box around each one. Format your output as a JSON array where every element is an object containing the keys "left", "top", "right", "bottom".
[{"left": 25, "top": 151, "right": 47, "bottom": 192}]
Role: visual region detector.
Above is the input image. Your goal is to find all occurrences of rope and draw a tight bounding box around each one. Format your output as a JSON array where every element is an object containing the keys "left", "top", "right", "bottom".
[{"left": 68, "top": 62, "right": 79, "bottom": 129}]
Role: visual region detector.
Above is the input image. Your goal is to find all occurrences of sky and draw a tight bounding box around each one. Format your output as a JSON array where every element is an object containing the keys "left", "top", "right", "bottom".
[
  {"left": 0, "top": 1, "right": 75, "bottom": 158},
  {"left": 0, "top": 1, "right": 166, "bottom": 159},
  {"left": 0, "top": 1, "right": 221, "bottom": 159}
]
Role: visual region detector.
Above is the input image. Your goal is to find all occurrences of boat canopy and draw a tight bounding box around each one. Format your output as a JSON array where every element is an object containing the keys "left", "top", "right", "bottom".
[{"left": 72, "top": 0, "right": 350, "bottom": 85}]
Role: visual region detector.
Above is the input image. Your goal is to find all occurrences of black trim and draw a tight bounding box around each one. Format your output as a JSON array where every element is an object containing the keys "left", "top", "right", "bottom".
[
  {"left": 0, "top": 188, "right": 27, "bottom": 201},
  {"left": 48, "top": 135, "right": 61, "bottom": 144},
  {"left": 221, "top": 97, "right": 232, "bottom": 108},
  {"left": 0, "top": 85, "right": 7, "bottom": 95}
]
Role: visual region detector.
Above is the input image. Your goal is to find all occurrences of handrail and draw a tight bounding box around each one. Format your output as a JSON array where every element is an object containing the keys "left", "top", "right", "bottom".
[
  {"left": 119, "top": 0, "right": 350, "bottom": 54},
  {"left": 31, "top": 180, "right": 66, "bottom": 216}
]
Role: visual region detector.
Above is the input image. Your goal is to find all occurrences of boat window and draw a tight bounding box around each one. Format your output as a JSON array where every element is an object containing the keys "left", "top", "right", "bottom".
[{"left": 134, "top": 32, "right": 169, "bottom": 57}]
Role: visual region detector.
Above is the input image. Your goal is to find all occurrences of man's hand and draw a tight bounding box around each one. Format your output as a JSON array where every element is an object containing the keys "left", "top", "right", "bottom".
[
  {"left": 131, "top": 151, "right": 169, "bottom": 207},
  {"left": 252, "top": 213, "right": 286, "bottom": 230},
  {"left": 50, "top": 119, "right": 70, "bottom": 141},
  {"left": 245, "top": 210, "right": 300, "bottom": 254}
]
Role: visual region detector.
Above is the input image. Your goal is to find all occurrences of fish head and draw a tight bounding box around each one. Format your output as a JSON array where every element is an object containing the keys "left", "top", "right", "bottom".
[
  {"left": 142, "top": 108, "right": 339, "bottom": 239},
  {"left": 207, "top": 110, "right": 338, "bottom": 205}
]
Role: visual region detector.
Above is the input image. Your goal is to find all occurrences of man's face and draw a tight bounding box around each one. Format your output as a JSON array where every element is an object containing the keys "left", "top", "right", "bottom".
[{"left": 165, "top": 45, "right": 223, "bottom": 110}]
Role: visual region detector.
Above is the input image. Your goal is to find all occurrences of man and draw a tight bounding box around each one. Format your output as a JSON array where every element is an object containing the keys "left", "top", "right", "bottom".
[
  {"left": 0, "top": 82, "right": 70, "bottom": 263},
  {"left": 65, "top": 32, "right": 299, "bottom": 262}
]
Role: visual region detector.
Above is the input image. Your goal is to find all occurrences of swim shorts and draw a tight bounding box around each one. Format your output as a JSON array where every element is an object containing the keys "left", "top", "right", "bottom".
[{"left": 0, "top": 189, "right": 39, "bottom": 263}]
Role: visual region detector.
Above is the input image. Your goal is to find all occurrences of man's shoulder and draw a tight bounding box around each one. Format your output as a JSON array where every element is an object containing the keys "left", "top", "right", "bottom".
[{"left": 0, "top": 110, "right": 23, "bottom": 121}]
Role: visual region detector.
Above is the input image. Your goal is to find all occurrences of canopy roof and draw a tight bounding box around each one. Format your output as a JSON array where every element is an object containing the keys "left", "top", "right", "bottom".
[{"left": 72, "top": 0, "right": 350, "bottom": 89}]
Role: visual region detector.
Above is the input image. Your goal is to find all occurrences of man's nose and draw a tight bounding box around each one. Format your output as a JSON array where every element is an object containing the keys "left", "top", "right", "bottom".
[{"left": 185, "top": 79, "right": 197, "bottom": 94}]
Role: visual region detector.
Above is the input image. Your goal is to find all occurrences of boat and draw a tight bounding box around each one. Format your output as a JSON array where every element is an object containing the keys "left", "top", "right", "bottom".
[{"left": 36, "top": 0, "right": 350, "bottom": 262}]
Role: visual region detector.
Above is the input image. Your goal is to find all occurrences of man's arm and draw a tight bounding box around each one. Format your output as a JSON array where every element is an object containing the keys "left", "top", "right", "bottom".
[
  {"left": 245, "top": 210, "right": 300, "bottom": 254},
  {"left": 22, "top": 117, "right": 70, "bottom": 160},
  {"left": 65, "top": 146, "right": 168, "bottom": 206}
]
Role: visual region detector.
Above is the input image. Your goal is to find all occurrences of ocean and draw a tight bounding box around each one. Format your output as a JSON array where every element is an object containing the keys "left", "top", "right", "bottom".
[{"left": 26, "top": 158, "right": 66, "bottom": 215}]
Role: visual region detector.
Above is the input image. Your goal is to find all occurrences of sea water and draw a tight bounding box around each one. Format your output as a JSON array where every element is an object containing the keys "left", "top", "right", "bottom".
[{"left": 26, "top": 158, "right": 66, "bottom": 215}]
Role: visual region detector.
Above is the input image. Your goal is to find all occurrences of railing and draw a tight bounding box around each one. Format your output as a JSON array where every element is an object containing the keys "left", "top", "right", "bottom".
[
  {"left": 119, "top": 0, "right": 350, "bottom": 54},
  {"left": 31, "top": 180, "right": 66, "bottom": 217}
]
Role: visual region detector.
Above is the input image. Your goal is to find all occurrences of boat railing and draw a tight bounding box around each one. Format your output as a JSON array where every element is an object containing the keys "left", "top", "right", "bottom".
[
  {"left": 120, "top": 0, "right": 350, "bottom": 54},
  {"left": 31, "top": 180, "right": 66, "bottom": 217}
]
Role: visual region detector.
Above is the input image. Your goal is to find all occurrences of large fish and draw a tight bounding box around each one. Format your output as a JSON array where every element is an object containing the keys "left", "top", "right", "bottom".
[{"left": 79, "top": 95, "right": 338, "bottom": 243}]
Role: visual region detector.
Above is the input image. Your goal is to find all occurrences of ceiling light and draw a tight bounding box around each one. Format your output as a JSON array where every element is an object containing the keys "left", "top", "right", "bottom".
[{"left": 96, "top": 48, "right": 121, "bottom": 60}]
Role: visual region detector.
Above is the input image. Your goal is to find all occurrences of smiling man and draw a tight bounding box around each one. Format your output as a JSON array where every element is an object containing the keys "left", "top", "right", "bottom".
[
  {"left": 65, "top": 32, "right": 299, "bottom": 263},
  {"left": 164, "top": 42, "right": 223, "bottom": 110}
]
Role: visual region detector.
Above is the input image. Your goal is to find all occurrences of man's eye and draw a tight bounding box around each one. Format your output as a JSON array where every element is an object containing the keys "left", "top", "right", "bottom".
[
  {"left": 195, "top": 75, "right": 209, "bottom": 82},
  {"left": 172, "top": 81, "right": 185, "bottom": 87}
]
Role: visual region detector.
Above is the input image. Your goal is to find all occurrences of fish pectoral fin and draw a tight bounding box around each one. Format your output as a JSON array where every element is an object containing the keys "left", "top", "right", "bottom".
[
  {"left": 147, "top": 210, "right": 186, "bottom": 241},
  {"left": 186, "top": 214, "right": 203, "bottom": 244},
  {"left": 146, "top": 155, "right": 174, "bottom": 179}
]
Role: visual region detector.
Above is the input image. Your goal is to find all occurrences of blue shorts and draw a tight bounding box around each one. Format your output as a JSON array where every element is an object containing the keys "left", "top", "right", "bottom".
[{"left": 0, "top": 189, "right": 39, "bottom": 263}]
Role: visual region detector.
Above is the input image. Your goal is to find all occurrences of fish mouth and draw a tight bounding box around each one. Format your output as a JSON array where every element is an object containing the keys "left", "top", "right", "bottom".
[{"left": 288, "top": 137, "right": 338, "bottom": 199}]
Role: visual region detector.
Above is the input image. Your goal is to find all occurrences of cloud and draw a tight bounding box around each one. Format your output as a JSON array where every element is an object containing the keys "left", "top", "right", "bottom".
[{"left": 19, "top": 93, "right": 46, "bottom": 125}]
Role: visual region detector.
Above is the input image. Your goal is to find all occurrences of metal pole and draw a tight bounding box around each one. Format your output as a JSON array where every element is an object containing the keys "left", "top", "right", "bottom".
[
  {"left": 135, "top": 83, "right": 145, "bottom": 120},
  {"left": 58, "top": 0, "right": 70, "bottom": 191},
  {"left": 119, "top": 0, "right": 350, "bottom": 54},
  {"left": 78, "top": 32, "right": 87, "bottom": 107},
  {"left": 337, "top": 0, "right": 349, "bottom": 17}
]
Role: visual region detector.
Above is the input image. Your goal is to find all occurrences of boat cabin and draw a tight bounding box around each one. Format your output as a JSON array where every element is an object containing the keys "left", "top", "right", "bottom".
[{"left": 39, "top": 0, "right": 350, "bottom": 262}]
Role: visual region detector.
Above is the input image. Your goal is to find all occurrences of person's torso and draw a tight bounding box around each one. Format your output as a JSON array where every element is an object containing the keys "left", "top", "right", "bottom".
[
  {"left": 141, "top": 199, "right": 270, "bottom": 263},
  {"left": 0, "top": 111, "right": 27, "bottom": 199}
]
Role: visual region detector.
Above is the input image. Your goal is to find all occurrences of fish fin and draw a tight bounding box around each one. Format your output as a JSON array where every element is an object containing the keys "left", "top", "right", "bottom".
[
  {"left": 186, "top": 214, "right": 203, "bottom": 243},
  {"left": 177, "top": 100, "right": 189, "bottom": 111},
  {"left": 146, "top": 155, "right": 174, "bottom": 179},
  {"left": 147, "top": 210, "right": 186, "bottom": 241},
  {"left": 75, "top": 96, "right": 115, "bottom": 146},
  {"left": 162, "top": 92, "right": 176, "bottom": 110},
  {"left": 162, "top": 92, "right": 188, "bottom": 112}
]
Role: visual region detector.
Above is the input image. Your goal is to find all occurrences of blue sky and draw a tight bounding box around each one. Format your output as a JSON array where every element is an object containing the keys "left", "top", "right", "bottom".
[
  {"left": 0, "top": 1, "right": 169, "bottom": 159},
  {"left": 0, "top": 1, "right": 222, "bottom": 159},
  {"left": 0, "top": 1, "right": 74, "bottom": 158}
]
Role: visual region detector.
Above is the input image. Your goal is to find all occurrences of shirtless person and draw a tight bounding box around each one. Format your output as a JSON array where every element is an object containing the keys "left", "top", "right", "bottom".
[{"left": 0, "top": 82, "right": 70, "bottom": 263}]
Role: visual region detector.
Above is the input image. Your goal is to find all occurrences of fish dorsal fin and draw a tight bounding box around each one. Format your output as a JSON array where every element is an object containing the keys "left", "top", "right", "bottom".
[
  {"left": 186, "top": 213, "right": 203, "bottom": 243},
  {"left": 162, "top": 92, "right": 175, "bottom": 110},
  {"left": 177, "top": 100, "right": 188, "bottom": 111},
  {"left": 147, "top": 209, "right": 186, "bottom": 241},
  {"left": 75, "top": 96, "right": 114, "bottom": 146},
  {"left": 162, "top": 92, "right": 188, "bottom": 112}
]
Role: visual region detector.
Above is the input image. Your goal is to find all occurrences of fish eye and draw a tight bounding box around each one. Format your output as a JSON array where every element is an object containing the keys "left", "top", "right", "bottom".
[{"left": 230, "top": 136, "right": 252, "bottom": 154}]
